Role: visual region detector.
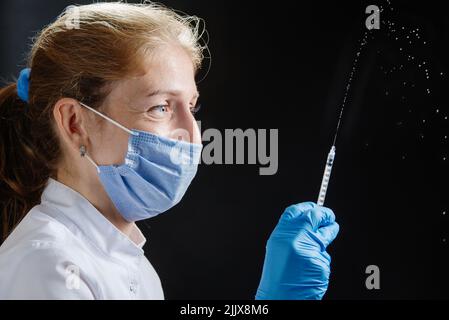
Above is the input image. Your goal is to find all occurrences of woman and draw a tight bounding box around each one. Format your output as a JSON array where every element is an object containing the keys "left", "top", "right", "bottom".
[{"left": 0, "top": 2, "right": 339, "bottom": 299}]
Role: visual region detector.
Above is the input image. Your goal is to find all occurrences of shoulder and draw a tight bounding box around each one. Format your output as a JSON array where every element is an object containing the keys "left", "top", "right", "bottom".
[
  {"left": 0, "top": 242, "right": 95, "bottom": 299},
  {"left": 0, "top": 206, "right": 95, "bottom": 299},
  {"left": 1, "top": 204, "right": 72, "bottom": 249}
]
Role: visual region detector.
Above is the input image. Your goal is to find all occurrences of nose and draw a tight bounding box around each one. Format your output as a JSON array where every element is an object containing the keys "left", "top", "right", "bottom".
[{"left": 170, "top": 103, "right": 201, "bottom": 144}]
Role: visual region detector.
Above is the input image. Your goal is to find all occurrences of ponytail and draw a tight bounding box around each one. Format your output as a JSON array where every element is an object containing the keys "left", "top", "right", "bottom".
[{"left": 0, "top": 83, "right": 50, "bottom": 243}]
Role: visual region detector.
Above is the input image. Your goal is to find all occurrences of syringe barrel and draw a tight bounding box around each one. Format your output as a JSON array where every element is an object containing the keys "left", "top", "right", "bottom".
[{"left": 317, "top": 146, "right": 336, "bottom": 206}]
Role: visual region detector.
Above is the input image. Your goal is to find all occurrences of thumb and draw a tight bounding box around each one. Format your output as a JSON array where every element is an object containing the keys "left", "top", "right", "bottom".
[{"left": 314, "top": 222, "right": 340, "bottom": 250}]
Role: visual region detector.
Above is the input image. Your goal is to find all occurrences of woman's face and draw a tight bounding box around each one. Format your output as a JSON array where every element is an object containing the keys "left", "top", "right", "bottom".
[{"left": 85, "top": 44, "right": 201, "bottom": 166}]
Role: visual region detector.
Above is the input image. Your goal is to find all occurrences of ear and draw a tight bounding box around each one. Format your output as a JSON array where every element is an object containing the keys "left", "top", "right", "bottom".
[{"left": 53, "top": 98, "right": 89, "bottom": 153}]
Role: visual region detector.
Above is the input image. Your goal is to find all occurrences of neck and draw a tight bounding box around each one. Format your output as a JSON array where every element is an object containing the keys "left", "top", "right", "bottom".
[{"left": 56, "top": 166, "right": 135, "bottom": 238}]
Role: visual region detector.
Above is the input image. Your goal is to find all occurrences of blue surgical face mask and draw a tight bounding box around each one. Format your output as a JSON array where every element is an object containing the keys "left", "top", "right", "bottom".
[{"left": 79, "top": 102, "right": 202, "bottom": 222}]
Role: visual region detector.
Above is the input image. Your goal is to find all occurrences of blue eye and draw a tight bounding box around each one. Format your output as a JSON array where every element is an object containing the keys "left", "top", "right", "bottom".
[
  {"left": 148, "top": 105, "right": 171, "bottom": 119},
  {"left": 153, "top": 105, "right": 168, "bottom": 113}
]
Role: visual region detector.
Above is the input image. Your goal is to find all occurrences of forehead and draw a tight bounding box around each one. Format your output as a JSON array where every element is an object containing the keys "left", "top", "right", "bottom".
[{"left": 110, "top": 44, "right": 197, "bottom": 100}]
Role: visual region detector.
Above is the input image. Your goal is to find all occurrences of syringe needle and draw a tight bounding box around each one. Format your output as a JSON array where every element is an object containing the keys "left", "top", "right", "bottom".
[{"left": 317, "top": 146, "right": 336, "bottom": 206}]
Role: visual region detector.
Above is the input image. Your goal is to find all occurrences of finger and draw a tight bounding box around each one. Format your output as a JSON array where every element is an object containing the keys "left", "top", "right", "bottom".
[
  {"left": 312, "top": 206, "right": 336, "bottom": 230},
  {"left": 321, "top": 250, "right": 331, "bottom": 264},
  {"left": 320, "top": 206, "right": 336, "bottom": 226},
  {"left": 280, "top": 201, "right": 316, "bottom": 221},
  {"left": 315, "top": 222, "right": 340, "bottom": 249}
]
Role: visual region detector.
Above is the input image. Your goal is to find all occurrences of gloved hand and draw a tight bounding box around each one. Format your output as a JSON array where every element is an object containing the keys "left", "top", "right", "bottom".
[{"left": 255, "top": 202, "right": 339, "bottom": 300}]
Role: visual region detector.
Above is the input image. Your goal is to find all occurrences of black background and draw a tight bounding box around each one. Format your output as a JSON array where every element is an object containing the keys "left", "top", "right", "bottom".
[{"left": 1, "top": 0, "right": 448, "bottom": 299}]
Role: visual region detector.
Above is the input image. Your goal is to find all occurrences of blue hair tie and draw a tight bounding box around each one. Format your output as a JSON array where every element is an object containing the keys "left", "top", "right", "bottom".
[{"left": 17, "top": 68, "right": 31, "bottom": 103}]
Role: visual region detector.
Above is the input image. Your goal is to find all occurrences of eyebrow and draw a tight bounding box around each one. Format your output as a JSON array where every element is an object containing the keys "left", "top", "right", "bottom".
[{"left": 147, "top": 89, "right": 200, "bottom": 99}]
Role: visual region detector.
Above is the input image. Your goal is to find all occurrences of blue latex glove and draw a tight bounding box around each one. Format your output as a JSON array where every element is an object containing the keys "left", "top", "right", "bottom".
[{"left": 255, "top": 202, "right": 339, "bottom": 300}]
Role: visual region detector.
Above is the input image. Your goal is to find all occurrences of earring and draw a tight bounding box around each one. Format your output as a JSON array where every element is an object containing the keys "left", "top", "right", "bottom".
[
  {"left": 79, "top": 145, "right": 100, "bottom": 173},
  {"left": 80, "top": 145, "right": 87, "bottom": 157}
]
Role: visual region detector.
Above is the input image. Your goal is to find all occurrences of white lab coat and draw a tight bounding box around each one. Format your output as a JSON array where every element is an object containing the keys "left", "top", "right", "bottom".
[{"left": 0, "top": 178, "right": 164, "bottom": 300}]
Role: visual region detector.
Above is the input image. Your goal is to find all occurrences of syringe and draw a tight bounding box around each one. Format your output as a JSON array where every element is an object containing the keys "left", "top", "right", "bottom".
[
  {"left": 317, "top": 146, "right": 336, "bottom": 206},
  {"left": 315, "top": 29, "right": 365, "bottom": 205}
]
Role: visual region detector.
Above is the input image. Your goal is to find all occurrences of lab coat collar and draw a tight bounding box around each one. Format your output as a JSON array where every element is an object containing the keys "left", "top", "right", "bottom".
[{"left": 41, "top": 178, "right": 146, "bottom": 261}]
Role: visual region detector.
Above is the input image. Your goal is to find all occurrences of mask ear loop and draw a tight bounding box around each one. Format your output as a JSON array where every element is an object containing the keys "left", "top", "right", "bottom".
[
  {"left": 78, "top": 102, "right": 138, "bottom": 136},
  {"left": 78, "top": 101, "right": 138, "bottom": 173},
  {"left": 80, "top": 145, "right": 100, "bottom": 173}
]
